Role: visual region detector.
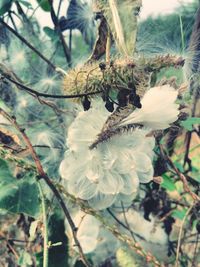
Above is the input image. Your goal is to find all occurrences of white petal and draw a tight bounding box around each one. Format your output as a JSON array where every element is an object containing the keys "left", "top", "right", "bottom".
[
  {"left": 67, "top": 101, "right": 109, "bottom": 151},
  {"left": 59, "top": 151, "right": 87, "bottom": 181},
  {"left": 120, "top": 85, "right": 179, "bottom": 130},
  {"left": 78, "top": 236, "right": 98, "bottom": 254},
  {"left": 68, "top": 176, "right": 97, "bottom": 200},
  {"left": 120, "top": 172, "right": 139, "bottom": 195},
  {"left": 88, "top": 192, "right": 116, "bottom": 210},
  {"left": 98, "top": 171, "right": 124, "bottom": 194},
  {"left": 133, "top": 152, "right": 154, "bottom": 183}
]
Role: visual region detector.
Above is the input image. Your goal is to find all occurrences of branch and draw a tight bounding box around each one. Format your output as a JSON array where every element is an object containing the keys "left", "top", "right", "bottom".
[
  {"left": 159, "top": 144, "right": 200, "bottom": 202},
  {"left": 1, "top": 73, "right": 102, "bottom": 99},
  {"left": 48, "top": 0, "right": 71, "bottom": 67},
  {"left": 0, "top": 108, "right": 91, "bottom": 267},
  {"left": 0, "top": 145, "right": 162, "bottom": 267},
  {"left": 37, "top": 181, "right": 49, "bottom": 267},
  {"left": 0, "top": 18, "right": 57, "bottom": 71},
  {"left": 175, "top": 203, "right": 194, "bottom": 267},
  {"left": 58, "top": 186, "right": 162, "bottom": 267}
]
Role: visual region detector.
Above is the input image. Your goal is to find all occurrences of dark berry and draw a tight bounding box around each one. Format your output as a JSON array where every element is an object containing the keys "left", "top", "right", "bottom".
[
  {"left": 105, "top": 100, "right": 114, "bottom": 112},
  {"left": 133, "top": 95, "right": 142, "bottom": 109},
  {"left": 99, "top": 62, "right": 106, "bottom": 71},
  {"left": 117, "top": 89, "right": 129, "bottom": 107},
  {"left": 82, "top": 96, "right": 91, "bottom": 111}
]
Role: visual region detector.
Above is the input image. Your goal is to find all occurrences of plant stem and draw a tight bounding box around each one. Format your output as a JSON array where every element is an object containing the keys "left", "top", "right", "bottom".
[
  {"left": 0, "top": 18, "right": 57, "bottom": 71},
  {"left": 1, "top": 72, "right": 102, "bottom": 99},
  {"left": 179, "top": 14, "right": 185, "bottom": 54},
  {"left": 37, "top": 181, "right": 49, "bottom": 267}
]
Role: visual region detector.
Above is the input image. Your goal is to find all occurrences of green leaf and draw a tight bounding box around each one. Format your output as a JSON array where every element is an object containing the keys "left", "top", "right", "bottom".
[
  {"left": 43, "top": 26, "right": 56, "bottom": 38},
  {"left": 36, "top": 0, "right": 51, "bottom": 12},
  {"left": 43, "top": 27, "right": 59, "bottom": 44},
  {"left": 171, "top": 208, "right": 187, "bottom": 220},
  {"left": 161, "top": 174, "right": 177, "bottom": 191},
  {"left": 180, "top": 117, "right": 200, "bottom": 131},
  {"left": 17, "top": 0, "right": 33, "bottom": 9},
  {"left": 0, "top": 0, "right": 13, "bottom": 15},
  {"left": 18, "top": 251, "right": 33, "bottom": 266},
  {"left": 0, "top": 159, "right": 40, "bottom": 217}
]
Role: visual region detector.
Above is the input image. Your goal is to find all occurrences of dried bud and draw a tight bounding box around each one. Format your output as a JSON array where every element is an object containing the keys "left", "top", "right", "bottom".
[
  {"left": 129, "top": 93, "right": 142, "bottom": 108},
  {"left": 105, "top": 99, "right": 114, "bottom": 112},
  {"left": 117, "top": 89, "right": 129, "bottom": 107},
  {"left": 82, "top": 96, "right": 91, "bottom": 111},
  {"left": 99, "top": 62, "right": 106, "bottom": 71}
]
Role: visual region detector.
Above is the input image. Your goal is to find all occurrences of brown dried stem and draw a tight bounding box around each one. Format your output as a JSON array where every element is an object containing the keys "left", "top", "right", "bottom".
[{"left": 0, "top": 108, "right": 92, "bottom": 267}]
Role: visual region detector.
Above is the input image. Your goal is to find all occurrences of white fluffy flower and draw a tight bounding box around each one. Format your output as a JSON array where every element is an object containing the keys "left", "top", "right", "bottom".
[
  {"left": 120, "top": 85, "right": 179, "bottom": 129},
  {"left": 60, "top": 105, "right": 154, "bottom": 210},
  {"left": 69, "top": 211, "right": 100, "bottom": 254},
  {"left": 60, "top": 85, "right": 179, "bottom": 210}
]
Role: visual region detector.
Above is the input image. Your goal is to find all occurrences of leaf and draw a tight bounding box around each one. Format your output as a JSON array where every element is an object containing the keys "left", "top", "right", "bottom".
[
  {"left": 180, "top": 117, "right": 200, "bottom": 131},
  {"left": 43, "top": 27, "right": 56, "bottom": 39},
  {"left": 171, "top": 208, "right": 187, "bottom": 220},
  {"left": 0, "top": 0, "right": 13, "bottom": 15},
  {"left": 116, "top": 247, "right": 138, "bottom": 267},
  {"left": 18, "top": 251, "right": 33, "bottom": 266},
  {"left": 161, "top": 174, "right": 177, "bottom": 191},
  {"left": 36, "top": 0, "right": 51, "bottom": 12},
  {"left": 0, "top": 159, "right": 40, "bottom": 217},
  {"left": 17, "top": 0, "right": 33, "bottom": 9},
  {"left": 96, "top": 0, "right": 142, "bottom": 55}
]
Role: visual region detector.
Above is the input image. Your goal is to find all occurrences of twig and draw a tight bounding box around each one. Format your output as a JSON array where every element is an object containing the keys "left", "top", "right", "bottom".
[
  {"left": 37, "top": 181, "right": 49, "bottom": 267},
  {"left": 191, "top": 234, "right": 199, "bottom": 266},
  {"left": 57, "top": 0, "right": 63, "bottom": 18},
  {"left": 0, "top": 144, "right": 161, "bottom": 267},
  {"left": 48, "top": 0, "right": 71, "bottom": 66},
  {"left": 184, "top": 84, "right": 199, "bottom": 169},
  {"left": 0, "top": 108, "right": 91, "bottom": 267},
  {"left": 175, "top": 203, "right": 194, "bottom": 267},
  {"left": 58, "top": 186, "right": 162, "bottom": 267},
  {"left": 2, "top": 73, "right": 102, "bottom": 99},
  {"left": 8, "top": 11, "right": 18, "bottom": 32},
  {"left": 0, "top": 18, "right": 57, "bottom": 71},
  {"left": 159, "top": 144, "right": 200, "bottom": 202}
]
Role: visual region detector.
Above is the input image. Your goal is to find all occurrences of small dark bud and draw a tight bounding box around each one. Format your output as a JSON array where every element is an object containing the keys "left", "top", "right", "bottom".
[
  {"left": 129, "top": 92, "right": 136, "bottom": 103},
  {"left": 99, "top": 62, "right": 106, "bottom": 71},
  {"left": 129, "top": 93, "right": 142, "bottom": 108},
  {"left": 117, "top": 89, "right": 129, "bottom": 107},
  {"left": 82, "top": 96, "right": 91, "bottom": 111},
  {"left": 105, "top": 100, "right": 114, "bottom": 112}
]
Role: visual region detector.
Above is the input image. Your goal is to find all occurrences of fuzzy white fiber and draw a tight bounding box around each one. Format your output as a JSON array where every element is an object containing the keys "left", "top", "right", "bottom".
[
  {"left": 60, "top": 101, "right": 155, "bottom": 210},
  {"left": 60, "top": 87, "right": 179, "bottom": 210},
  {"left": 120, "top": 85, "right": 179, "bottom": 129}
]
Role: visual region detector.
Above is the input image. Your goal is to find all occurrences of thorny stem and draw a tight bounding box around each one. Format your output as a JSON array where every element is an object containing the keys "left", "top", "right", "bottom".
[
  {"left": 0, "top": 108, "right": 92, "bottom": 267},
  {"left": 37, "top": 181, "right": 49, "bottom": 267},
  {"left": 0, "top": 18, "right": 57, "bottom": 71}
]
